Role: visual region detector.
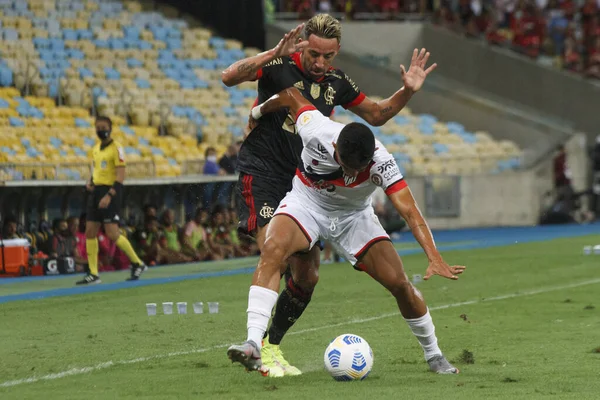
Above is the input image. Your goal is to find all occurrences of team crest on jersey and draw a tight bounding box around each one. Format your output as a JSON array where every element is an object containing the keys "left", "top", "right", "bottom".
[
  {"left": 310, "top": 83, "right": 320, "bottom": 99},
  {"left": 294, "top": 81, "right": 305, "bottom": 90},
  {"left": 371, "top": 174, "right": 383, "bottom": 186},
  {"left": 324, "top": 86, "right": 336, "bottom": 106},
  {"left": 300, "top": 113, "right": 312, "bottom": 126},
  {"left": 259, "top": 204, "right": 274, "bottom": 219},
  {"left": 100, "top": 160, "right": 107, "bottom": 169}
]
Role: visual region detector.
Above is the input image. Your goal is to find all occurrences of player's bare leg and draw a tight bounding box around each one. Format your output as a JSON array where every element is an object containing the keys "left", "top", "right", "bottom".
[
  {"left": 227, "top": 215, "right": 310, "bottom": 374},
  {"left": 249, "top": 223, "right": 319, "bottom": 376},
  {"left": 360, "top": 241, "right": 459, "bottom": 374}
]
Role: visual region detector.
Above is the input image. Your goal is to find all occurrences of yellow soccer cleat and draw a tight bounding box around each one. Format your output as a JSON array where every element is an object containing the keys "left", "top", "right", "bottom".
[{"left": 261, "top": 337, "right": 302, "bottom": 377}]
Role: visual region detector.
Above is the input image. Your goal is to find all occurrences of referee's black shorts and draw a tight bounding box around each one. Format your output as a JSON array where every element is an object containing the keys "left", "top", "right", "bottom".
[{"left": 87, "top": 185, "right": 122, "bottom": 224}]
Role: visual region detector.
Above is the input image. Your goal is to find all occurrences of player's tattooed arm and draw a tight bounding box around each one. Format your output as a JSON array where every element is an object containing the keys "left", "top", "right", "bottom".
[
  {"left": 349, "top": 48, "right": 437, "bottom": 126},
  {"left": 221, "top": 23, "right": 308, "bottom": 86},
  {"left": 349, "top": 90, "right": 412, "bottom": 126},
  {"left": 221, "top": 52, "right": 273, "bottom": 86}
]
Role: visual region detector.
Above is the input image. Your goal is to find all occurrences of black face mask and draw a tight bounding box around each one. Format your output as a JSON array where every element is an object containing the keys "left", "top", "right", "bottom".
[{"left": 96, "top": 129, "right": 111, "bottom": 140}]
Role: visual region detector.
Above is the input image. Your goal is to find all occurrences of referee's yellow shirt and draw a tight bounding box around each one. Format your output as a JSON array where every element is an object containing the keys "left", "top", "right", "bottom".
[{"left": 91, "top": 140, "right": 125, "bottom": 186}]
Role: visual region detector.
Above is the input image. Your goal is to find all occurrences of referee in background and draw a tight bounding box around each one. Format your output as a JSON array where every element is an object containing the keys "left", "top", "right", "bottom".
[{"left": 76, "top": 116, "right": 146, "bottom": 285}]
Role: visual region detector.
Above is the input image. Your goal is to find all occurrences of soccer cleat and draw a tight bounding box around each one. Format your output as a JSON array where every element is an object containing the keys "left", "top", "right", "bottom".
[
  {"left": 126, "top": 263, "right": 147, "bottom": 281},
  {"left": 262, "top": 339, "right": 302, "bottom": 377},
  {"left": 427, "top": 354, "right": 460, "bottom": 374},
  {"left": 75, "top": 274, "right": 101, "bottom": 285},
  {"left": 227, "top": 340, "right": 269, "bottom": 376}
]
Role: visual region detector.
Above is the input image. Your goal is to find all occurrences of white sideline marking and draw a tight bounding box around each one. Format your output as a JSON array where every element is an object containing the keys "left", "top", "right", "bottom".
[{"left": 2, "top": 278, "right": 599, "bottom": 389}]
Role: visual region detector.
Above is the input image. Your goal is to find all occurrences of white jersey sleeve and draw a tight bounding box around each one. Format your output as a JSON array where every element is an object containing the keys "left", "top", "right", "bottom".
[
  {"left": 369, "top": 140, "right": 407, "bottom": 196},
  {"left": 295, "top": 106, "right": 341, "bottom": 145}
]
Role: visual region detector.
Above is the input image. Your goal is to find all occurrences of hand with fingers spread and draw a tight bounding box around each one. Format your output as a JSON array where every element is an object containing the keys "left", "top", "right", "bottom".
[
  {"left": 400, "top": 48, "right": 438, "bottom": 94},
  {"left": 424, "top": 259, "right": 466, "bottom": 281},
  {"left": 272, "top": 23, "right": 309, "bottom": 58}
]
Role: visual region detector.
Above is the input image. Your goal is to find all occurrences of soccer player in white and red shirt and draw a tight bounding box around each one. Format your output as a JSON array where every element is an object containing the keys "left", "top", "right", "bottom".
[{"left": 227, "top": 87, "right": 466, "bottom": 375}]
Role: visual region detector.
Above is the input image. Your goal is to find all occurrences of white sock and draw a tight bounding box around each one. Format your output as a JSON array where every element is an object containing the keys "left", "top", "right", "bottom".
[
  {"left": 404, "top": 309, "right": 442, "bottom": 361},
  {"left": 247, "top": 285, "right": 279, "bottom": 350}
]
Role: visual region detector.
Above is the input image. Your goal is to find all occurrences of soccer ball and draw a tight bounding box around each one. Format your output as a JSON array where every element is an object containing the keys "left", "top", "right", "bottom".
[{"left": 324, "top": 333, "right": 373, "bottom": 381}]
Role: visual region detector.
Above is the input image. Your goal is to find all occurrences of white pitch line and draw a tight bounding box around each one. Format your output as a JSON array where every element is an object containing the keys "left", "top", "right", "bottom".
[{"left": 2, "top": 277, "right": 599, "bottom": 389}]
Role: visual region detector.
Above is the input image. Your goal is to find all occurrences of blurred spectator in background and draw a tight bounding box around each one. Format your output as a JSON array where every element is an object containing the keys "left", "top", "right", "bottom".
[
  {"left": 50, "top": 218, "right": 78, "bottom": 260},
  {"left": 2, "top": 215, "right": 19, "bottom": 239},
  {"left": 159, "top": 209, "right": 193, "bottom": 264},
  {"left": 133, "top": 216, "right": 163, "bottom": 266},
  {"left": 206, "top": 205, "right": 233, "bottom": 260},
  {"left": 225, "top": 207, "right": 249, "bottom": 257},
  {"left": 74, "top": 215, "right": 89, "bottom": 272},
  {"left": 219, "top": 144, "right": 239, "bottom": 175},
  {"left": 203, "top": 147, "right": 223, "bottom": 176},
  {"left": 554, "top": 144, "right": 572, "bottom": 190},
  {"left": 203, "top": 147, "right": 225, "bottom": 208},
  {"left": 182, "top": 208, "right": 212, "bottom": 261}
]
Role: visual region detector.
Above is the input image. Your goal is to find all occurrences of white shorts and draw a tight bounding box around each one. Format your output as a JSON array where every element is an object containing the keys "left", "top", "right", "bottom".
[{"left": 274, "top": 191, "right": 390, "bottom": 266}]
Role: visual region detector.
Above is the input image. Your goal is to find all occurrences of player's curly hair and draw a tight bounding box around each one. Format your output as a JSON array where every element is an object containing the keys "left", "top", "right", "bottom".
[
  {"left": 337, "top": 123, "right": 375, "bottom": 170},
  {"left": 303, "top": 14, "right": 342, "bottom": 43}
]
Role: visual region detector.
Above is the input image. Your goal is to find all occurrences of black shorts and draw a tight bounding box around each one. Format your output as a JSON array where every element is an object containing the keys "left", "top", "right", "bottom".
[
  {"left": 86, "top": 185, "right": 122, "bottom": 224},
  {"left": 236, "top": 172, "right": 292, "bottom": 237}
]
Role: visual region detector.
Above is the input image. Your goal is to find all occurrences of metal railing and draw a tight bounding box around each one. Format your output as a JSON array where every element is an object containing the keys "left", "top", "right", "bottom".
[{"left": 0, "top": 160, "right": 159, "bottom": 181}]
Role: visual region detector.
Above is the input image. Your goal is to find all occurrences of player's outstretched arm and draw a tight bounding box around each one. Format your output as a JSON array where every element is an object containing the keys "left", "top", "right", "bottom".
[
  {"left": 388, "top": 186, "right": 465, "bottom": 281},
  {"left": 221, "top": 24, "right": 309, "bottom": 87},
  {"left": 250, "top": 87, "right": 312, "bottom": 122},
  {"left": 348, "top": 48, "right": 437, "bottom": 127}
]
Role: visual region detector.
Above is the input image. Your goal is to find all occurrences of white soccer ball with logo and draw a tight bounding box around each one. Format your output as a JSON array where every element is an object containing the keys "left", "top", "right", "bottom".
[{"left": 324, "top": 333, "right": 373, "bottom": 381}]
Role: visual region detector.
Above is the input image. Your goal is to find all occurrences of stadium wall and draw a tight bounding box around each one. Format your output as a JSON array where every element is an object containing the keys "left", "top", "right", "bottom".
[
  {"left": 421, "top": 25, "right": 600, "bottom": 138},
  {"left": 153, "top": 0, "right": 266, "bottom": 49}
]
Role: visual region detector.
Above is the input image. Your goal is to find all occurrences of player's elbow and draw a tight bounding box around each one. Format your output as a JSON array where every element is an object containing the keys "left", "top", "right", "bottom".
[
  {"left": 221, "top": 72, "right": 235, "bottom": 87},
  {"left": 368, "top": 115, "right": 386, "bottom": 127}
]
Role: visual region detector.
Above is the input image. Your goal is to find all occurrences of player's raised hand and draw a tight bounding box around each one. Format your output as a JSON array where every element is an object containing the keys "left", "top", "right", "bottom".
[
  {"left": 400, "top": 48, "right": 438, "bottom": 93},
  {"left": 272, "top": 23, "right": 309, "bottom": 58},
  {"left": 423, "top": 259, "right": 465, "bottom": 281}
]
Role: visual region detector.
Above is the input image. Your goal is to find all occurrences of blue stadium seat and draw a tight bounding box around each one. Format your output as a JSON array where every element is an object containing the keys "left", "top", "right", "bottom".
[
  {"left": 121, "top": 126, "right": 135, "bottom": 136},
  {"left": 123, "top": 26, "right": 140, "bottom": 40},
  {"left": 79, "top": 67, "right": 93, "bottom": 79},
  {"left": 135, "top": 78, "right": 151, "bottom": 89},
  {"left": 433, "top": 143, "right": 449, "bottom": 154},
  {"left": 75, "top": 118, "right": 91, "bottom": 128},
  {"left": 9, "top": 117, "right": 24, "bottom": 127},
  {"left": 77, "top": 29, "right": 93, "bottom": 40},
  {"left": 446, "top": 122, "right": 465, "bottom": 134},
  {"left": 3, "top": 28, "right": 18, "bottom": 41}
]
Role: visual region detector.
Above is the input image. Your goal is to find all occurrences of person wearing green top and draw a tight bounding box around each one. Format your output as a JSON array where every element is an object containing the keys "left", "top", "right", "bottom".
[
  {"left": 182, "top": 208, "right": 213, "bottom": 261},
  {"left": 159, "top": 209, "right": 192, "bottom": 264}
]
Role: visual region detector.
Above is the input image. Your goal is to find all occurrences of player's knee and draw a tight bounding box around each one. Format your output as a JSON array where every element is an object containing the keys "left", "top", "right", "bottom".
[
  {"left": 261, "top": 237, "right": 288, "bottom": 268},
  {"left": 292, "top": 265, "right": 319, "bottom": 291},
  {"left": 387, "top": 276, "right": 413, "bottom": 299}
]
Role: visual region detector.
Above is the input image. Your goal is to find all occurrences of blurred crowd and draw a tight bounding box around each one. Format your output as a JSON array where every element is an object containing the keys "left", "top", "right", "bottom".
[
  {"left": 435, "top": 0, "right": 600, "bottom": 78},
  {"left": 1, "top": 204, "right": 259, "bottom": 273},
  {"left": 276, "top": 0, "right": 600, "bottom": 78}
]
